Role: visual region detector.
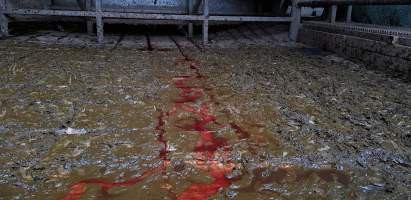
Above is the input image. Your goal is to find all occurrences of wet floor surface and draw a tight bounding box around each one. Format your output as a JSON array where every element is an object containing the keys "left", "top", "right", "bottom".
[{"left": 0, "top": 38, "right": 410, "bottom": 200}]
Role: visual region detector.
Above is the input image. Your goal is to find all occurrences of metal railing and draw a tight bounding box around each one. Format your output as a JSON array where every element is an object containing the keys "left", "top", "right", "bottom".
[
  {"left": 289, "top": 0, "right": 411, "bottom": 41},
  {"left": 0, "top": 0, "right": 293, "bottom": 45}
]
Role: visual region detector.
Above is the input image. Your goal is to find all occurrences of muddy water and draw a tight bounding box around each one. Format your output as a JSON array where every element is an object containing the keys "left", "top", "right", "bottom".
[{"left": 0, "top": 41, "right": 410, "bottom": 200}]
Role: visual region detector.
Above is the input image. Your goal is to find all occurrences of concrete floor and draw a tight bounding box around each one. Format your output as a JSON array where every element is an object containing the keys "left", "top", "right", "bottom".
[{"left": 0, "top": 27, "right": 410, "bottom": 199}]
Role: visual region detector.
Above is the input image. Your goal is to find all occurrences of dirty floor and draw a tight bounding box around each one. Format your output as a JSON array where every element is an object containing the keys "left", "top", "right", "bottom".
[{"left": 0, "top": 35, "right": 410, "bottom": 200}]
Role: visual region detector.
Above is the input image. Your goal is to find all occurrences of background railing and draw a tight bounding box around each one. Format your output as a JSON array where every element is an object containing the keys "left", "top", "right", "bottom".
[
  {"left": 289, "top": 0, "right": 411, "bottom": 41},
  {"left": 0, "top": 0, "right": 294, "bottom": 45}
]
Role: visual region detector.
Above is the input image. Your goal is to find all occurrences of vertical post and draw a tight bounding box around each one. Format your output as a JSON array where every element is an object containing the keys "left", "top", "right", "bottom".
[
  {"left": 330, "top": 5, "right": 337, "bottom": 23},
  {"left": 0, "top": 0, "right": 8, "bottom": 37},
  {"left": 41, "top": 0, "right": 49, "bottom": 9},
  {"left": 188, "top": 0, "right": 193, "bottom": 37},
  {"left": 289, "top": 0, "right": 301, "bottom": 41},
  {"left": 95, "top": 0, "right": 104, "bottom": 43},
  {"left": 278, "top": 0, "right": 286, "bottom": 14},
  {"left": 202, "top": 0, "right": 209, "bottom": 46},
  {"left": 86, "top": 0, "right": 93, "bottom": 34},
  {"left": 346, "top": 5, "right": 352, "bottom": 23}
]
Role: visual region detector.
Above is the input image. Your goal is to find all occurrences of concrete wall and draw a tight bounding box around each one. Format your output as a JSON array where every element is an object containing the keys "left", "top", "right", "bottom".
[{"left": 299, "top": 25, "right": 411, "bottom": 81}]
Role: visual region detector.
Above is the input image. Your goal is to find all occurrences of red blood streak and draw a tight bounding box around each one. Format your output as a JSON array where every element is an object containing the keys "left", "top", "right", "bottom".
[
  {"left": 177, "top": 171, "right": 230, "bottom": 200},
  {"left": 60, "top": 163, "right": 167, "bottom": 200},
  {"left": 230, "top": 123, "right": 250, "bottom": 139},
  {"left": 60, "top": 111, "right": 170, "bottom": 200},
  {"left": 169, "top": 61, "right": 234, "bottom": 199},
  {"left": 156, "top": 110, "right": 169, "bottom": 161},
  {"left": 61, "top": 57, "right": 234, "bottom": 200}
]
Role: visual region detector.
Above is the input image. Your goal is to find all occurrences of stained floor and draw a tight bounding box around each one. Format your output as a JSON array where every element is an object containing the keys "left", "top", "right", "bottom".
[{"left": 0, "top": 31, "right": 410, "bottom": 200}]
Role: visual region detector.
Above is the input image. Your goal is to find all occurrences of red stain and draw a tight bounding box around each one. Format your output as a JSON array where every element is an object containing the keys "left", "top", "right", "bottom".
[
  {"left": 60, "top": 164, "right": 168, "bottom": 200},
  {"left": 168, "top": 59, "right": 234, "bottom": 199},
  {"left": 156, "top": 110, "right": 169, "bottom": 161},
  {"left": 177, "top": 161, "right": 232, "bottom": 200},
  {"left": 60, "top": 109, "right": 170, "bottom": 200},
  {"left": 230, "top": 123, "right": 250, "bottom": 139},
  {"left": 61, "top": 56, "right": 234, "bottom": 200}
]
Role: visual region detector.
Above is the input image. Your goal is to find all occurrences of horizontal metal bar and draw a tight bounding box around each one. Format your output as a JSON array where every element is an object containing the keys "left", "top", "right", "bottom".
[
  {"left": 303, "top": 22, "right": 396, "bottom": 43},
  {"left": 101, "top": 12, "right": 203, "bottom": 21},
  {"left": 4, "top": 9, "right": 203, "bottom": 20},
  {"left": 5, "top": 9, "right": 95, "bottom": 17},
  {"left": 304, "top": 21, "right": 411, "bottom": 38},
  {"left": 209, "top": 16, "right": 292, "bottom": 22},
  {"left": 298, "top": 0, "right": 411, "bottom": 7},
  {"left": 4, "top": 9, "right": 293, "bottom": 22}
]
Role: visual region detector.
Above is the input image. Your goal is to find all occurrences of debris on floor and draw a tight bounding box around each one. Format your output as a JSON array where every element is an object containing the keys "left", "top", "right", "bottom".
[{"left": 0, "top": 32, "right": 410, "bottom": 200}]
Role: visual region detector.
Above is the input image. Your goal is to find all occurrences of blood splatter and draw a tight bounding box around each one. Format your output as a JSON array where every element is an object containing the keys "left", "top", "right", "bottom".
[
  {"left": 230, "top": 123, "right": 250, "bottom": 139},
  {"left": 60, "top": 52, "right": 350, "bottom": 200},
  {"left": 60, "top": 164, "right": 167, "bottom": 200},
  {"left": 60, "top": 110, "right": 170, "bottom": 200},
  {"left": 61, "top": 55, "right": 234, "bottom": 200}
]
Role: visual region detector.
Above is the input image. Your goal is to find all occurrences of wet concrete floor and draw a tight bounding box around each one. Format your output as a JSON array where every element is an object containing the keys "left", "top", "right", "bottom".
[{"left": 0, "top": 38, "right": 410, "bottom": 200}]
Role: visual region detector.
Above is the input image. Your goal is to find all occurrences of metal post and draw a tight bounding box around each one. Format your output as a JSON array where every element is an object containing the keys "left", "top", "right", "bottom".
[
  {"left": 86, "top": 0, "right": 93, "bottom": 34},
  {"left": 188, "top": 0, "right": 193, "bottom": 37},
  {"left": 95, "top": 0, "right": 104, "bottom": 43},
  {"left": 289, "top": 0, "right": 301, "bottom": 41},
  {"left": 41, "top": 0, "right": 49, "bottom": 9},
  {"left": 278, "top": 0, "right": 286, "bottom": 14},
  {"left": 299, "top": 0, "right": 411, "bottom": 7},
  {"left": 346, "top": 5, "right": 352, "bottom": 22},
  {"left": 202, "top": 0, "right": 209, "bottom": 45},
  {"left": 330, "top": 5, "right": 337, "bottom": 23},
  {"left": 0, "top": 0, "right": 8, "bottom": 37}
]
